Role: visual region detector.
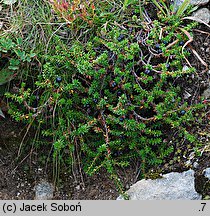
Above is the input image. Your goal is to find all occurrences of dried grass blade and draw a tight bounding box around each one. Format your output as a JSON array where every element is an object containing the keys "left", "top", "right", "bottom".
[
  {"left": 183, "top": 16, "right": 210, "bottom": 29},
  {"left": 190, "top": 46, "right": 208, "bottom": 69}
]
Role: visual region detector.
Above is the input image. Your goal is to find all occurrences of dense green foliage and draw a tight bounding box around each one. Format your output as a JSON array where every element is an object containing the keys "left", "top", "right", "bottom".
[{"left": 1, "top": 0, "right": 207, "bottom": 191}]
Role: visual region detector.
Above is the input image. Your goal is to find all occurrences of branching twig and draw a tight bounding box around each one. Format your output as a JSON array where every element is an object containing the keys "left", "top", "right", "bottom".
[
  {"left": 100, "top": 111, "right": 111, "bottom": 156},
  {"left": 133, "top": 110, "right": 155, "bottom": 121},
  {"left": 113, "top": 21, "right": 127, "bottom": 30},
  {"left": 166, "top": 39, "right": 179, "bottom": 49},
  {"left": 188, "top": 44, "right": 208, "bottom": 70},
  {"left": 180, "top": 28, "right": 208, "bottom": 71},
  {"left": 18, "top": 119, "right": 34, "bottom": 157},
  {"left": 23, "top": 98, "right": 51, "bottom": 118},
  {"left": 133, "top": 70, "right": 143, "bottom": 89},
  {"left": 193, "top": 29, "right": 210, "bottom": 36}
]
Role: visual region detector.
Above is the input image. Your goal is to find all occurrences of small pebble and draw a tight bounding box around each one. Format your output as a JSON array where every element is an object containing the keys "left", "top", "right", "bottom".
[
  {"left": 76, "top": 185, "right": 80, "bottom": 190},
  {"left": 35, "top": 181, "right": 54, "bottom": 200},
  {"left": 193, "top": 162, "right": 199, "bottom": 169}
]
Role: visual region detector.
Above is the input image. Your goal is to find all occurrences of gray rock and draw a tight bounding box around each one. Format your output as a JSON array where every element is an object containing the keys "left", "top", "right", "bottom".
[
  {"left": 193, "top": 161, "right": 199, "bottom": 169},
  {"left": 172, "top": 0, "right": 209, "bottom": 11},
  {"left": 204, "top": 168, "right": 210, "bottom": 179},
  {"left": 190, "top": 0, "right": 209, "bottom": 6},
  {"left": 117, "top": 170, "right": 202, "bottom": 200},
  {"left": 171, "top": 0, "right": 185, "bottom": 11},
  {"left": 34, "top": 181, "right": 54, "bottom": 200},
  {"left": 192, "top": 8, "right": 210, "bottom": 23},
  {"left": 202, "top": 87, "right": 210, "bottom": 99}
]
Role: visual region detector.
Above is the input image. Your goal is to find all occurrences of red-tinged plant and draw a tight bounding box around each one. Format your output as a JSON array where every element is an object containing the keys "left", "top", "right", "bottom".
[{"left": 49, "top": 0, "right": 96, "bottom": 24}]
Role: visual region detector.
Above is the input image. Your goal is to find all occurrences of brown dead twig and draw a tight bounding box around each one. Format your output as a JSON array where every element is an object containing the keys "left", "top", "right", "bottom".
[
  {"left": 17, "top": 98, "right": 51, "bottom": 156},
  {"left": 179, "top": 27, "right": 208, "bottom": 71},
  {"left": 193, "top": 29, "right": 210, "bottom": 36},
  {"left": 23, "top": 98, "right": 51, "bottom": 118},
  {"left": 100, "top": 111, "right": 111, "bottom": 156},
  {"left": 182, "top": 16, "right": 210, "bottom": 71},
  {"left": 133, "top": 110, "right": 155, "bottom": 121}
]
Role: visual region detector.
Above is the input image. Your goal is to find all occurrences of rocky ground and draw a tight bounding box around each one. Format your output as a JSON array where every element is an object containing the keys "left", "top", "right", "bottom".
[{"left": 0, "top": 118, "right": 137, "bottom": 199}]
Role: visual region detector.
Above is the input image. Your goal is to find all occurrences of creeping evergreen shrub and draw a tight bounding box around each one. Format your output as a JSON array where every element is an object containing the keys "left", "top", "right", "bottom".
[{"left": 6, "top": 1, "right": 204, "bottom": 183}]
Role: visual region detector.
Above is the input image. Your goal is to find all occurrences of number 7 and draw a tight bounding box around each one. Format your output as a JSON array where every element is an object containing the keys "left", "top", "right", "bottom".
[{"left": 201, "top": 203, "right": 206, "bottom": 211}]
